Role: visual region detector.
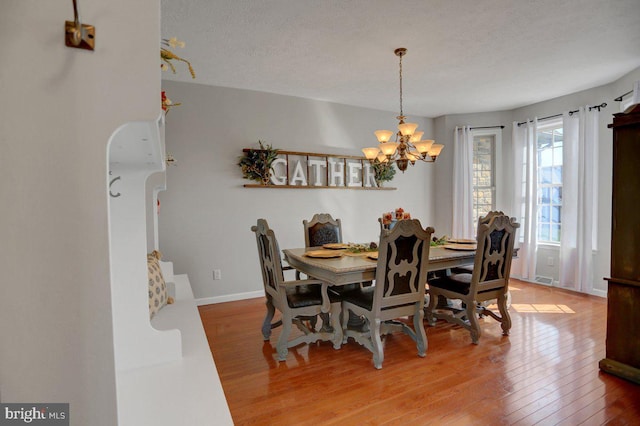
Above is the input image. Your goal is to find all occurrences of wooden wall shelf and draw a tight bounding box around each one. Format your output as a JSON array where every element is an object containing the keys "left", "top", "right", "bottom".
[
  {"left": 243, "top": 184, "right": 396, "bottom": 190},
  {"left": 240, "top": 147, "right": 396, "bottom": 190}
]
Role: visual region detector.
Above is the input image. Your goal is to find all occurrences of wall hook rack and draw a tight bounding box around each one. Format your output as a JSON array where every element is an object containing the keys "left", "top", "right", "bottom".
[
  {"left": 65, "top": 0, "right": 95, "bottom": 50},
  {"left": 109, "top": 176, "right": 122, "bottom": 198}
]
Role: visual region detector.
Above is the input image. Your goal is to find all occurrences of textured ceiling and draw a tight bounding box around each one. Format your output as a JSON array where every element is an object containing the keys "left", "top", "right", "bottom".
[{"left": 161, "top": 0, "right": 640, "bottom": 117}]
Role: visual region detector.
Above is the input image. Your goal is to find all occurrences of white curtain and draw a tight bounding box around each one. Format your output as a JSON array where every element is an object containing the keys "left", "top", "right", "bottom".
[
  {"left": 452, "top": 126, "right": 474, "bottom": 239},
  {"left": 559, "top": 107, "right": 599, "bottom": 292},
  {"left": 511, "top": 119, "right": 538, "bottom": 281}
]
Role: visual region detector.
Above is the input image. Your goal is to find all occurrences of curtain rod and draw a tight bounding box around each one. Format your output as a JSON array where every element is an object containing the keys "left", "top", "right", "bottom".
[
  {"left": 614, "top": 90, "right": 633, "bottom": 102},
  {"left": 469, "top": 125, "right": 504, "bottom": 130},
  {"left": 516, "top": 102, "right": 607, "bottom": 127}
]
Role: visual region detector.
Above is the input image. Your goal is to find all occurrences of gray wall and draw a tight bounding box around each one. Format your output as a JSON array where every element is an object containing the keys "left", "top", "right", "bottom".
[
  {"left": 510, "top": 66, "right": 640, "bottom": 294},
  {"left": 431, "top": 111, "right": 515, "bottom": 236},
  {"left": 161, "top": 66, "right": 640, "bottom": 300},
  {"left": 432, "top": 67, "right": 640, "bottom": 294},
  {"left": 159, "top": 82, "right": 437, "bottom": 299},
  {"left": 0, "top": 1, "right": 159, "bottom": 423}
]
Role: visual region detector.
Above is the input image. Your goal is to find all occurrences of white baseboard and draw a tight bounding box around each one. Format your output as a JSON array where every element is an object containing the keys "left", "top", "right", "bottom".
[
  {"left": 590, "top": 288, "right": 607, "bottom": 298},
  {"left": 196, "top": 290, "right": 263, "bottom": 306}
]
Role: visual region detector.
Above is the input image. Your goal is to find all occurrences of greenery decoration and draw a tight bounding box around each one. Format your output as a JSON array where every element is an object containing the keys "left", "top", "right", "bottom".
[
  {"left": 238, "top": 141, "right": 280, "bottom": 185},
  {"left": 372, "top": 159, "right": 396, "bottom": 187},
  {"left": 430, "top": 235, "right": 449, "bottom": 247}
]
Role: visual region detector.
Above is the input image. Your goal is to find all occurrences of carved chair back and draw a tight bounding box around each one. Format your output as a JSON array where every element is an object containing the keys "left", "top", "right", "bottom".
[
  {"left": 373, "top": 219, "right": 434, "bottom": 315},
  {"left": 303, "top": 213, "right": 343, "bottom": 247},
  {"left": 252, "top": 219, "right": 286, "bottom": 306},
  {"left": 468, "top": 212, "right": 520, "bottom": 297}
]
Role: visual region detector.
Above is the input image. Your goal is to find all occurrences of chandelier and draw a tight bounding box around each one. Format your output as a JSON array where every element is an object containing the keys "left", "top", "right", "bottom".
[{"left": 362, "top": 48, "right": 443, "bottom": 172}]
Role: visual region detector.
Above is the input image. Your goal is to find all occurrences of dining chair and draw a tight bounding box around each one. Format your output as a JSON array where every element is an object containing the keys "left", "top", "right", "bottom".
[
  {"left": 450, "top": 212, "right": 495, "bottom": 274},
  {"left": 425, "top": 211, "right": 520, "bottom": 344},
  {"left": 340, "top": 219, "right": 434, "bottom": 369},
  {"left": 251, "top": 219, "right": 342, "bottom": 361},
  {"left": 303, "top": 213, "right": 343, "bottom": 247},
  {"left": 299, "top": 213, "right": 343, "bottom": 283},
  {"left": 301, "top": 213, "right": 365, "bottom": 328}
]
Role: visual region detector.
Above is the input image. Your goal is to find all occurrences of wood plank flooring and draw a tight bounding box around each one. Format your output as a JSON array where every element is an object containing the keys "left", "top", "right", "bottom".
[{"left": 199, "top": 280, "right": 640, "bottom": 425}]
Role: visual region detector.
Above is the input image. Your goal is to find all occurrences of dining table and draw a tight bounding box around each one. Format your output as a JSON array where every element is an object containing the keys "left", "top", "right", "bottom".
[
  {"left": 282, "top": 245, "right": 478, "bottom": 287},
  {"left": 282, "top": 245, "right": 478, "bottom": 346}
]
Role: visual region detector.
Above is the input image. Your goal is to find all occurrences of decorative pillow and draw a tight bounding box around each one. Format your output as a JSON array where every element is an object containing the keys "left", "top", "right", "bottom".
[{"left": 147, "top": 250, "right": 173, "bottom": 319}]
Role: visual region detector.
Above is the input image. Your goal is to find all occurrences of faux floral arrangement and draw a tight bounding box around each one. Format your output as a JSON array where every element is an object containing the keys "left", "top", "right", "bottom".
[
  {"left": 382, "top": 207, "right": 411, "bottom": 229},
  {"left": 238, "top": 141, "right": 280, "bottom": 185},
  {"left": 161, "top": 37, "right": 195, "bottom": 78},
  {"left": 161, "top": 37, "right": 195, "bottom": 113},
  {"left": 161, "top": 91, "right": 181, "bottom": 114}
]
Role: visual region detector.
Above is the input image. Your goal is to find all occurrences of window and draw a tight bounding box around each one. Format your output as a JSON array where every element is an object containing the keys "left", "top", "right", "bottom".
[
  {"left": 536, "top": 125, "right": 563, "bottom": 243},
  {"left": 472, "top": 134, "right": 495, "bottom": 231}
]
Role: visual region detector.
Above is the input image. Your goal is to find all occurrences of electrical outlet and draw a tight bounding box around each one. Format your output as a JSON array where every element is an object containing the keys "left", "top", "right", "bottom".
[
  {"left": 213, "top": 269, "right": 222, "bottom": 280},
  {"left": 547, "top": 257, "right": 554, "bottom": 266}
]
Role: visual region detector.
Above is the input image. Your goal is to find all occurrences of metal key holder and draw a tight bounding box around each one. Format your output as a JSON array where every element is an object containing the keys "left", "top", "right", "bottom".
[{"left": 65, "top": 0, "right": 95, "bottom": 51}]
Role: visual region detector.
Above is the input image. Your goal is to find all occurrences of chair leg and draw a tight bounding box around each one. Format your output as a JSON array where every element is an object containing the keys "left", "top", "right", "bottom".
[
  {"left": 414, "top": 307, "right": 427, "bottom": 357},
  {"left": 372, "top": 318, "right": 384, "bottom": 369},
  {"left": 425, "top": 290, "right": 437, "bottom": 326},
  {"left": 466, "top": 301, "right": 481, "bottom": 344},
  {"left": 498, "top": 293, "right": 512, "bottom": 336},
  {"left": 276, "top": 317, "right": 292, "bottom": 361},
  {"left": 319, "top": 312, "right": 331, "bottom": 332},
  {"left": 262, "top": 296, "right": 278, "bottom": 340}
]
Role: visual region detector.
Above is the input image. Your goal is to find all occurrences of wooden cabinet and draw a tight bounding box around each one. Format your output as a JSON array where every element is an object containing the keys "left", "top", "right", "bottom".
[{"left": 599, "top": 105, "right": 640, "bottom": 384}]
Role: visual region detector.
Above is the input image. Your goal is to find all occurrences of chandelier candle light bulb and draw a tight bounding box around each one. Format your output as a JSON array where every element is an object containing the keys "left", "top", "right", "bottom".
[{"left": 362, "top": 47, "right": 443, "bottom": 172}]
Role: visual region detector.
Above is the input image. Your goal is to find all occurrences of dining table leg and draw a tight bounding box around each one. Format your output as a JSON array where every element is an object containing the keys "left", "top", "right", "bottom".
[{"left": 330, "top": 304, "right": 342, "bottom": 349}]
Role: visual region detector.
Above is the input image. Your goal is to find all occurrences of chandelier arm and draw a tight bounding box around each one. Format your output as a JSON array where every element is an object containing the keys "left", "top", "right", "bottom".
[{"left": 416, "top": 156, "right": 434, "bottom": 163}]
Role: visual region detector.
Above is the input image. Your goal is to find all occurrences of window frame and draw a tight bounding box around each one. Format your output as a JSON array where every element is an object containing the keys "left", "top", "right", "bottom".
[
  {"left": 471, "top": 128, "right": 502, "bottom": 232},
  {"left": 535, "top": 119, "right": 563, "bottom": 246}
]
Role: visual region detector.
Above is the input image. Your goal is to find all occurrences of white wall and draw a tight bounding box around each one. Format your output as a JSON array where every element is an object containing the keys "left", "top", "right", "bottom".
[
  {"left": 0, "top": 1, "right": 159, "bottom": 424},
  {"left": 159, "top": 81, "right": 438, "bottom": 299}
]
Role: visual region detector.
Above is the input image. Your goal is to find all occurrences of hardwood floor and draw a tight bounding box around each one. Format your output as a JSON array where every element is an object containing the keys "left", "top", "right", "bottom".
[{"left": 199, "top": 280, "right": 640, "bottom": 425}]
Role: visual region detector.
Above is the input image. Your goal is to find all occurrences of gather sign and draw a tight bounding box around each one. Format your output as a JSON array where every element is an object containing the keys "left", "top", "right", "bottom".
[{"left": 241, "top": 149, "right": 396, "bottom": 190}]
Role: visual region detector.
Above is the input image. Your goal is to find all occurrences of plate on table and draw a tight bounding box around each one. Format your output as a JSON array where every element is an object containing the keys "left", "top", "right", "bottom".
[
  {"left": 305, "top": 249, "right": 345, "bottom": 258},
  {"left": 322, "top": 243, "right": 349, "bottom": 250},
  {"left": 446, "top": 238, "right": 476, "bottom": 244},
  {"left": 367, "top": 252, "right": 379, "bottom": 260},
  {"left": 443, "top": 243, "right": 477, "bottom": 251}
]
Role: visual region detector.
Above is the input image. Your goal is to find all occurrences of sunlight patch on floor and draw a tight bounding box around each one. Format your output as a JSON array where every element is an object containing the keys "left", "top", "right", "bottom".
[{"left": 509, "top": 303, "right": 575, "bottom": 313}]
